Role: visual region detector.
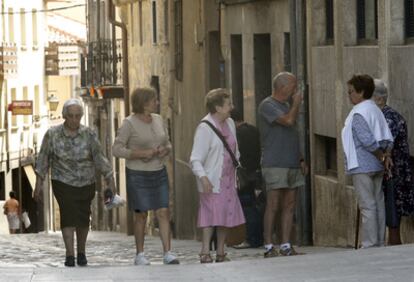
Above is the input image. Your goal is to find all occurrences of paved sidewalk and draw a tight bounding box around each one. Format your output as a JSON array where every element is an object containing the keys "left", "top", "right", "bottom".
[
  {"left": 0, "top": 232, "right": 414, "bottom": 281},
  {"left": 0, "top": 231, "right": 342, "bottom": 267}
]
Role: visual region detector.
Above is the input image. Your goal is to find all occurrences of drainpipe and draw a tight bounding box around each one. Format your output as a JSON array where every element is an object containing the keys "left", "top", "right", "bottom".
[
  {"left": 218, "top": 0, "right": 226, "bottom": 88},
  {"left": 108, "top": 0, "right": 130, "bottom": 116},
  {"left": 290, "top": 0, "right": 312, "bottom": 246}
]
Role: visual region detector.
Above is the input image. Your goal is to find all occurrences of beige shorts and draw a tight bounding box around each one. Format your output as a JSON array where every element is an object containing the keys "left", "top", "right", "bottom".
[{"left": 262, "top": 167, "right": 305, "bottom": 191}]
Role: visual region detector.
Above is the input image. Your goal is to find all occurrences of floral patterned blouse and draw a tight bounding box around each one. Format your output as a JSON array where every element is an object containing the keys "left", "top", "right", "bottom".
[
  {"left": 382, "top": 105, "right": 414, "bottom": 217},
  {"left": 35, "top": 124, "right": 113, "bottom": 187}
]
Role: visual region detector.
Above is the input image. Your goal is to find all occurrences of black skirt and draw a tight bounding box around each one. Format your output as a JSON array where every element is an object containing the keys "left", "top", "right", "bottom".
[{"left": 52, "top": 180, "right": 95, "bottom": 228}]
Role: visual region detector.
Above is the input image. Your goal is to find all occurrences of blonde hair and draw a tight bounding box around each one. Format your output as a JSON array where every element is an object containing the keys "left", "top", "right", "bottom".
[{"left": 205, "top": 88, "right": 230, "bottom": 113}]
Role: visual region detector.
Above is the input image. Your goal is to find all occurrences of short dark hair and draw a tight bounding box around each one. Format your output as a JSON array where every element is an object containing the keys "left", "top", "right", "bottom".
[
  {"left": 205, "top": 88, "right": 230, "bottom": 113},
  {"left": 230, "top": 109, "right": 243, "bottom": 122},
  {"left": 131, "top": 87, "right": 157, "bottom": 114},
  {"left": 9, "top": 191, "right": 16, "bottom": 199},
  {"left": 347, "top": 74, "right": 375, "bottom": 99}
]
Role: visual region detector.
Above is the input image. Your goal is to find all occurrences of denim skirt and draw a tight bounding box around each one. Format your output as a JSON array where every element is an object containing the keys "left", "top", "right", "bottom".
[{"left": 126, "top": 167, "right": 169, "bottom": 212}]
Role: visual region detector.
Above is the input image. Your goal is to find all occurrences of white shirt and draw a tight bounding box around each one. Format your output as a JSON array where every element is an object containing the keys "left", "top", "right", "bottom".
[
  {"left": 190, "top": 113, "right": 239, "bottom": 193},
  {"left": 341, "top": 99, "right": 393, "bottom": 170}
]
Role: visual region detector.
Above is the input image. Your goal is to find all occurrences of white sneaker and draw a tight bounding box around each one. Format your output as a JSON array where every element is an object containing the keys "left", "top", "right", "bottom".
[
  {"left": 163, "top": 251, "right": 180, "bottom": 265},
  {"left": 134, "top": 252, "right": 150, "bottom": 265}
]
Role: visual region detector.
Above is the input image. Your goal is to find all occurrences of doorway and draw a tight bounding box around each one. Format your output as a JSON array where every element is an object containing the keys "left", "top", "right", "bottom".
[
  {"left": 253, "top": 33, "right": 272, "bottom": 123},
  {"left": 231, "top": 34, "right": 243, "bottom": 118}
]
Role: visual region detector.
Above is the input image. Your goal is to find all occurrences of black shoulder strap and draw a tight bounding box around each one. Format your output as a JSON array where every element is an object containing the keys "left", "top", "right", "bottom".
[{"left": 201, "top": 120, "right": 239, "bottom": 168}]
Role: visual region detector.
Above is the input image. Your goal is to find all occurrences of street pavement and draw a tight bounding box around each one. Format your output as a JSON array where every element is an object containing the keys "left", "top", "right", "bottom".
[{"left": 0, "top": 231, "right": 413, "bottom": 281}]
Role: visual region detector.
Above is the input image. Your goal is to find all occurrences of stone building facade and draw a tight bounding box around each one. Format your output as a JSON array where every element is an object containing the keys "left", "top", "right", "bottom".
[{"left": 307, "top": 0, "right": 414, "bottom": 246}]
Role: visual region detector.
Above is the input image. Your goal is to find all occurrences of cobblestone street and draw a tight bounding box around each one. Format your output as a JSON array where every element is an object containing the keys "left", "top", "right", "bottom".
[
  {"left": 1, "top": 232, "right": 414, "bottom": 281},
  {"left": 0, "top": 231, "right": 295, "bottom": 267}
]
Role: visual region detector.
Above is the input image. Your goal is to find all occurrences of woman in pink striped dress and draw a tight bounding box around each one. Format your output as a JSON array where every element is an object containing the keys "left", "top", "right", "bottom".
[{"left": 190, "top": 88, "right": 245, "bottom": 263}]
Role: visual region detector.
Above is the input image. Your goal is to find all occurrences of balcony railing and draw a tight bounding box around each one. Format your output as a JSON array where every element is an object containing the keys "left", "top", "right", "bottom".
[
  {"left": 0, "top": 43, "right": 18, "bottom": 78},
  {"left": 81, "top": 39, "right": 123, "bottom": 87}
]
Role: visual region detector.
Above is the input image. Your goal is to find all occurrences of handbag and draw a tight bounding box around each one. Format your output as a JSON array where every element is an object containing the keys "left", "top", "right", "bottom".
[
  {"left": 21, "top": 211, "right": 31, "bottom": 229},
  {"left": 201, "top": 120, "right": 243, "bottom": 185}
]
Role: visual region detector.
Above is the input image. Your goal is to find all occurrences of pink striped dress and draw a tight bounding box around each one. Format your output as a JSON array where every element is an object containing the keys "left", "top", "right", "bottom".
[{"left": 197, "top": 118, "right": 245, "bottom": 228}]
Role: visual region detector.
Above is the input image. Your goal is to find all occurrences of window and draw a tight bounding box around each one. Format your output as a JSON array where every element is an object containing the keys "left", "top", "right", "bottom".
[
  {"left": 174, "top": 0, "right": 183, "bottom": 81},
  {"left": 8, "top": 8, "right": 14, "bottom": 43},
  {"left": 152, "top": 0, "right": 158, "bottom": 44},
  {"left": 163, "top": 0, "right": 169, "bottom": 43},
  {"left": 356, "top": 0, "right": 378, "bottom": 43},
  {"left": 20, "top": 8, "right": 26, "bottom": 47},
  {"left": 32, "top": 9, "right": 38, "bottom": 46},
  {"left": 405, "top": 0, "right": 414, "bottom": 39},
  {"left": 284, "top": 32, "right": 291, "bottom": 72},
  {"left": 326, "top": 0, "right": 334, "bottom": 44},
  {"left": 139, "top": 1, "right": 143, "bottom": 45}
]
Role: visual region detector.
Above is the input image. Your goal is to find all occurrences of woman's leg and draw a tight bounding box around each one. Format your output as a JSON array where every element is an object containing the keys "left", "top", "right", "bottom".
[
  {"left": 134, "top": 212, "right": 148, "bottom": 253},
  {"left": 155, "top": 208, "right": 171, "bottom": 253},
  {"left": 216, "top": 226, "right": 228, "bottom": 255},
  {"left": 76, "top": 227, "right": 89, "bottom": 254},
  {"left": 61, "top": 227, "right": 76, "bottom": 256},
  {"left": 201, "top": 227, "right": 214, "bottom": 254}
]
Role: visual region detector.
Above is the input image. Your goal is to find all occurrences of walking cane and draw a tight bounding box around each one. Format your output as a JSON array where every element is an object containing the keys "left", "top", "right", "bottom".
[{"left": 354, "top": 207, "right": 360, "bottom": 249}]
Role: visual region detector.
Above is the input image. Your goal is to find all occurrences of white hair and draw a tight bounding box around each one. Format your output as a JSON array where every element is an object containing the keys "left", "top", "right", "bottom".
[
  {"left": 373, "top": 79, "right": 388, "bottom": 102},
  {"left": 62, "top": 98, "right": 84, "bottom": 118},
  {"left": 272, "top": 72, "right": 295, "bottom": 91}
]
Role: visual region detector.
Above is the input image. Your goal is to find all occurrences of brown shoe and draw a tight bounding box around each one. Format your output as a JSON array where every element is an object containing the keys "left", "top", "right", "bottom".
[
  {"left": 215, "top": 253, "right": 230, "bottom": 263},
  {"left": 264, "top": 247, "right": 278, "bottom": 258},
  {"left": 199, "top": 253, "right": 213, "bottom": 264}
]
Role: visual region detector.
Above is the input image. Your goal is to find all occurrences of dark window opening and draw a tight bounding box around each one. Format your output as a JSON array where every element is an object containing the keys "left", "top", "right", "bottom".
[
  {"left": 326, "top": 0, "right": 334, "bottom": 44},
  {"left": 325, "top": 137, "right": 337, "bottom": 177},
  {"left": 357, "top": 0, "right": 378, "bottom": 44},
  {"left": 405, "top": 0, "right": 414, "bottom": 39},
  {"left": 284, "top": 32, "right": 291, "bottom": 72},
  {"left": 152, "top": 1, "right": 158, "bottom": 44},
  {"left": 0, "top": 172, "right": 5, "bottom": 201},
  {"left": 150, "top": 75, "right": 160, "bottom": 114},
  {"left": 231, "top": 34, "right": 243, "bottom": 119}
]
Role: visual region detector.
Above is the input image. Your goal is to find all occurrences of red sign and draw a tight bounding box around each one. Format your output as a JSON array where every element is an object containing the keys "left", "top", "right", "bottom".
[{"left": 9, "top": 100, "right": 33, "bottom": 115}]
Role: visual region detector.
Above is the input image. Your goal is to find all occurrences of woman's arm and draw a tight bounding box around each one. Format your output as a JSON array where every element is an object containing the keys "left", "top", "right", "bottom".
[
  {"left": 35, "top": 131, "right": 51, "bottom": 180},
  {"left": 190, "top": 124, "right": 211, "bottom": 179}
]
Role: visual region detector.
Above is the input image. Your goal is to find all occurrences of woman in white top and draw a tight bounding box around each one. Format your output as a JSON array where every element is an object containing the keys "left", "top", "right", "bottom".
[
  {"left": 190, "top": 88, "right": 245, "bottom": 263},
  {"left": 112, "top": 88, "right": 179, "bottom": 265}
]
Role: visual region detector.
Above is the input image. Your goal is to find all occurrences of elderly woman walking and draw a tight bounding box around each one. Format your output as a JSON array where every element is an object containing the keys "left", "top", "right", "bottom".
[
  {"left": 342, "top": 74, "right": 393, "bottom": 248},
  {"left": 34, "top": 99, "right": 114, "bottom": 267},
  {"left": 190, "top": 88, "right": 245, "bottom": 263},
  {"left": 372, "top": 79, "right": 414, "bottom": 245},
  {"left": 112, "top": 87, "right": 179, "bottom": 266}
]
